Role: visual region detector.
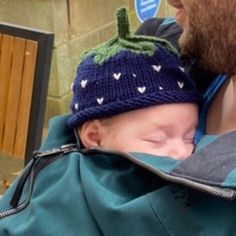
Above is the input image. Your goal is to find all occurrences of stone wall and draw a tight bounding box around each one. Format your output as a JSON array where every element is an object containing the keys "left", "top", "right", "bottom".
[{"left": 0, "top": 0, "right": 174, "bottom": 126}]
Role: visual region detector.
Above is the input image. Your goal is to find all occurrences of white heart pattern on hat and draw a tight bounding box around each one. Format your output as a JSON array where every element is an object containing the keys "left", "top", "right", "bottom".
[
  {"left": 97, "top": 97, "right": 104, "bottom": 105},
  {"left": 74, "top": 103, "right": 79, "bottom": 110},
  {"left": 177, "top": 81, "right": 184, "bottom": 89},
  {"left": 137, "top": 86, "right": 146, "bottom": 94},
  {"left": 81, "top": 80, "right": 88, "bottom": 88},
  {"left": 152, "top": 65, "right": 162, "bottom": 72},
  {"left": 113, "top": 72, "right": 121, "bottom": 80}
]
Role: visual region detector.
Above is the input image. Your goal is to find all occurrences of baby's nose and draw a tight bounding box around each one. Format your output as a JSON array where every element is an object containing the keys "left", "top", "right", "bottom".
[{"left": 169, "top": 144, "right": 190, "bottom": 160}]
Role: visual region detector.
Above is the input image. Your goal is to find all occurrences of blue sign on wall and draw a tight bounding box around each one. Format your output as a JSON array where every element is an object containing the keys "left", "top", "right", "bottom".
[{"left": 135, "top": 0, "right": 161, "bottom": 23}]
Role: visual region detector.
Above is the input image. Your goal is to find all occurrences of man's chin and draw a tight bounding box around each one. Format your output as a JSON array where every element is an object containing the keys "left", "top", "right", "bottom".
[
  {"left": 179, "top": 33, "right": 235, "bottom": 75},
  {"left": 178, "top": 30, "right": 193, "bottom": 56}
]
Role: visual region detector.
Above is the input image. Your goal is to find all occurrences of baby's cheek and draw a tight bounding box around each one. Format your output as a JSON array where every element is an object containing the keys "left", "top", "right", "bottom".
[
  {"left": 116, "top": 140, "right": 150, "bottom": 154},
  {"left": 104, "top": 138, "right": 136, "bottom": 152}
]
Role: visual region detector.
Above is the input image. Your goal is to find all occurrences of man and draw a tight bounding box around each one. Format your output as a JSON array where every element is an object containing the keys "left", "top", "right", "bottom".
[
  {"left": 167, "top": 0, "right": 236, "bottom": 135},
  {"left": 137, "top": 0, "right": 236, "bottom": 136}
]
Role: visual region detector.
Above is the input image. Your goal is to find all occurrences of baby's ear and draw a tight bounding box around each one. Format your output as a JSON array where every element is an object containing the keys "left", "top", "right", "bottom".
[{"left": 79, "top": 120, "right": 103, "bottom": 148}]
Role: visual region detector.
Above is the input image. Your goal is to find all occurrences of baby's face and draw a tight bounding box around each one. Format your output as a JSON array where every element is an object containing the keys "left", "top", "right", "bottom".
[{"left": 99, "top": 103, "right": 198, "bottom": 160}]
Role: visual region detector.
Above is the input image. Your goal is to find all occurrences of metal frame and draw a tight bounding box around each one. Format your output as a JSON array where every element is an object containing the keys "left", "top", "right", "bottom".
[{"left": 0, "top": 22, "right": 54, "bottom": 164}]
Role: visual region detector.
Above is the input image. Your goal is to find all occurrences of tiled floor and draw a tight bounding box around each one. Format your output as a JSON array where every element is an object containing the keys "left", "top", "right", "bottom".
[{"left": 0, "top": 153, "right": 24, "bottom": 195}]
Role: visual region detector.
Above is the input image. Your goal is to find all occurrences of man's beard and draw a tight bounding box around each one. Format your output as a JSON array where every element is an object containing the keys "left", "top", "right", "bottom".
[{"left": 179, "top": 1, "right": 236, "bottom": 76}]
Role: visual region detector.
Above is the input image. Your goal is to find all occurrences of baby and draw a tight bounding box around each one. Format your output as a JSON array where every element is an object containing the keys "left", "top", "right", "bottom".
[{"left": 68, "top": 8, "right": 201, "bottom": 160}]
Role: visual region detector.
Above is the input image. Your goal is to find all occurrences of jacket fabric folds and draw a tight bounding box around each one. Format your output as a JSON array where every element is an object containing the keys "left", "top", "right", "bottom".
[{"left": 1, "top": 115, "right": 236, "bottom": 235}]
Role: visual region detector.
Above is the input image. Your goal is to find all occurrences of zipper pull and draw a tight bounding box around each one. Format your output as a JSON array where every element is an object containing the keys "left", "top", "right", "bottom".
[
  {"left": 10, "top": 144, "right": 78, "bottom": 208},
  {"left": 10, "top": 151, "right": 39, "bottom": 208}
]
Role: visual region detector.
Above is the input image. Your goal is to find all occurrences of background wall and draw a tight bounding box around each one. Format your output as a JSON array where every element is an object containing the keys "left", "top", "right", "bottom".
[{"left": 0, "top": 0, "right": 174, "bottom": 126}]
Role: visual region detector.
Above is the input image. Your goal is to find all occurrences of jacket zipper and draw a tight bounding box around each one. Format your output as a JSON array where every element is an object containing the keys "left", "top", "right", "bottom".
[
  {"left": 1, "top": 146, "right": 235, "bottom": 219},
  {"left": 0, "top": 144, "right": 78, "bottom": 220},
  {"left": 83, "top": 148, "right": 236, "bottom": 200}
]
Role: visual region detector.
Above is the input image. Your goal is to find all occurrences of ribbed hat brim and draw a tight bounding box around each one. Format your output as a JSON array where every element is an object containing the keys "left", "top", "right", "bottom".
[{"left": 68, "top": 90, "right": 202, "bottom": 128}]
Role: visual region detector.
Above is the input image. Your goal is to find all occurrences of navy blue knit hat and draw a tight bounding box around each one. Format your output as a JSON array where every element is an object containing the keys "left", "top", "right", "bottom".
[{"left": 68, "top": 7, "right": 201, "bottom": 128}]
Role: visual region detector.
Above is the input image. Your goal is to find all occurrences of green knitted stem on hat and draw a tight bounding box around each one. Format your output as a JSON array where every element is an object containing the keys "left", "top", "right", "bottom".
[
  {"left": 81, "top": 7, "right": 178, "bottom": 65},
  {"left": 117, "top": 7, "right": 130, "bottom": 38}
]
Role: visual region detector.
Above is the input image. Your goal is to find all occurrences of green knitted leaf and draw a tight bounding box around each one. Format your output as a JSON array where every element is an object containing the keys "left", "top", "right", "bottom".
[{"left": 81, "top": 7, "right": 178, "bottom": 65}]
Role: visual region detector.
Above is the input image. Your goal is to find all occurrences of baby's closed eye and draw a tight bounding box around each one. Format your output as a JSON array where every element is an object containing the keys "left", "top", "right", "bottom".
[
  {"left": 184, "top": 131, "right": 195, "bottom": 143},
  {"left": 143, "top": 132, "right": 167, "bottom": 144}
]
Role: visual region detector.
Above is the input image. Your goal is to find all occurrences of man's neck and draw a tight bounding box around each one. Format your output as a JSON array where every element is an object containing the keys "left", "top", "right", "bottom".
[{"left": 206, "top": 75, "right": 236, "bottom": 135}]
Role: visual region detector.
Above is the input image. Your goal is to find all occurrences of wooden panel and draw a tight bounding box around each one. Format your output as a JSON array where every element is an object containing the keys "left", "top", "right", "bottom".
[
  {"left": 2, "top": 37, "right": 26, "bottom": 155},
  {"left": 0, "top": 35, "right": 14, "bottom": 149},
  {"left": 13, "top": 40, "right": 38, "bottom": 158},
  {"left": 0, "top": 33, "right": 2, "bottom": 54},
  {"left": 0, "top": 22, "right": 54, "bottom": 164}
]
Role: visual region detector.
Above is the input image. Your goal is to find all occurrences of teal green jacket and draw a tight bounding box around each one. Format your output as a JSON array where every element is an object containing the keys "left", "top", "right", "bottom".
[{"left": 1, "top": 114, "right": 236, "bottom": 235}]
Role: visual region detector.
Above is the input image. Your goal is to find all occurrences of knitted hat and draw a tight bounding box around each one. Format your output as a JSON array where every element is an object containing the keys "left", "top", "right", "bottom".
[{"left": 68, "top": 7, "right": 201, "bottom": 128}]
